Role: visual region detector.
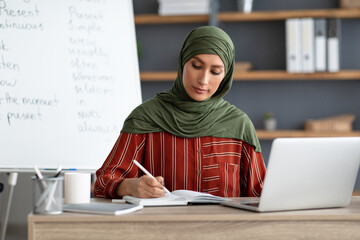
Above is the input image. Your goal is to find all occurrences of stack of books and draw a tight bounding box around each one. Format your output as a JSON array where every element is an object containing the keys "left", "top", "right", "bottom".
[
  {"left": 158, "top": 0, "right": 211, "bottom": 16},
  {"left": 285, "top": 18, "right": 341, "bottom": 73}
]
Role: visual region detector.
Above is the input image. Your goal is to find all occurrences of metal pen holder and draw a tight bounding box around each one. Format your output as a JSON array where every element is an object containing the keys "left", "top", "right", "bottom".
[{"left": 32, "top": 176, "right": 63, "bottom": 214}]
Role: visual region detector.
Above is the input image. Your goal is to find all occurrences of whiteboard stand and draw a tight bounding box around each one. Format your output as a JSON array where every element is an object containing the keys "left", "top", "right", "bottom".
[
  {"left": 0, "top": 0, "right": 140, "bottom": 237},
  {"left": 0, "top": 172, "right": 18, "bottom": 240}
]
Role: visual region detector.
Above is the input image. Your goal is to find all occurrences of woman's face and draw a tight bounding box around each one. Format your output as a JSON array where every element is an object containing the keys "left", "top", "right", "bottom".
[{"left": 182, "top": 54, "right": 225, "bottom": 101}]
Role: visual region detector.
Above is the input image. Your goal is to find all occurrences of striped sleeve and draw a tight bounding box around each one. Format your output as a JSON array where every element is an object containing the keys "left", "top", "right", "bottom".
[
  {"left": 94, "top": 132, "right": 146, "bottom": 198},
  {"left": 240, "top": 142, "right": 266, "bottom": 197}
]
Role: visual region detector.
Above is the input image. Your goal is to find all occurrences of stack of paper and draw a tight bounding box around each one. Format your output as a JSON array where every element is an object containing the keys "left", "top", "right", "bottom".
[
  {"left": 158, "top": 0, "right": 210, "bottom": 16},
  {"left": 285, "top": 18, "right": 340, "bottom": 73}
]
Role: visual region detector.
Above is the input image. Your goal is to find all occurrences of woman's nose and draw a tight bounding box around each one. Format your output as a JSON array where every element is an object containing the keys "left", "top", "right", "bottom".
[{"left": 198, "top": 70, "right": 209, "bottom": 85}]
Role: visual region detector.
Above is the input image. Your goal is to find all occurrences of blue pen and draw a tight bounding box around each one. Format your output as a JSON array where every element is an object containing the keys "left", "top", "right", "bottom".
[{"left": 44, "top": 168, "right": 77, "bottom": 171}]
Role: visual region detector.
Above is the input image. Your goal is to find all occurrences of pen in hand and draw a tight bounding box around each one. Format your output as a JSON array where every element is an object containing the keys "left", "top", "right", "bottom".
[{"left": 132, "top": 159, "right": 171, "bottom": 195}]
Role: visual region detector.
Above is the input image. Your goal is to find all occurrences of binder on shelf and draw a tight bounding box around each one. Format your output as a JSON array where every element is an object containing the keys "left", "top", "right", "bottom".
[
  {"left": 314, "top": 19, "right": 327, "bottom": 72},
  {"left": 286, "top": 18, "right": 302, "bottom": 73},
  {"left": 158, "top": 0, "right": 208, "bottom": 3},
  {"left": 158, "top": 0, "right": 210, "bottom": 16},
  {"left": 301, "top": 18, "right": 315, "bottom": 73},
  {"left": 327, "top": 18, "right": 341, "bottom": 72}
]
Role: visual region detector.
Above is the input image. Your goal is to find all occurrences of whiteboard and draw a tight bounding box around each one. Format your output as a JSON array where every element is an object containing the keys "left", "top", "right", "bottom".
[{"left": 0, "top": 0, "right": 142, "bottom": 170}]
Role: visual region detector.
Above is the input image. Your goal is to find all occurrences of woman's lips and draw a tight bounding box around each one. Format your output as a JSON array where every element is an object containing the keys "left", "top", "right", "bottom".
[{"left": 194, "top": 87, "right": 207, "bottom": 94}]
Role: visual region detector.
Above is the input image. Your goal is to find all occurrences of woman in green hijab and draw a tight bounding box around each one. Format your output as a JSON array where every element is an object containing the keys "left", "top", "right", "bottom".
[{"left": 95, "top": 26, "right": 266, "bottom": 199}]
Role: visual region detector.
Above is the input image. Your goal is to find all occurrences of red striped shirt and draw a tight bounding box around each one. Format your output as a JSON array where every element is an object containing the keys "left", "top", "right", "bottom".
[{"left": 95, "top": 132, "right": 266, "bottom": 198}]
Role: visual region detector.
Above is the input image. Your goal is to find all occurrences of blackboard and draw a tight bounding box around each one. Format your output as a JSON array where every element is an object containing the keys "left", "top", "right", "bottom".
[{"left": 0, "top": 0, "right": 142, "bottom": 170}]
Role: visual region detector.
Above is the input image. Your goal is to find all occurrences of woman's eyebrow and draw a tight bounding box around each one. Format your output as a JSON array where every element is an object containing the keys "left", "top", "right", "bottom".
[{"left": 193, "top": 56, "right": 224, "bottom": 68}]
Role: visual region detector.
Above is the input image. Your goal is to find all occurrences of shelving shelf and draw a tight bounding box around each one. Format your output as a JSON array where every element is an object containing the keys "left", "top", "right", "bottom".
[
  {"left": 135, "top": 8, "right": 360, "bottom": 24},
  {"left": 256, "top": 130, "right": 360, "bottom": 140},
  {"left": 140, "top": 70, "right": 360, "bottom": 81},
  {"left": 136, "top": 8, "right": 360, "bottom": 140},
  {"left": 218, "top": 8, "right": 360, "bottom": 22},
  {"left": 137, "top": 9, "right": 360, "bottom": 82},
  {"left": 135, "top": 14, "right": 208, "bottom": 24}
]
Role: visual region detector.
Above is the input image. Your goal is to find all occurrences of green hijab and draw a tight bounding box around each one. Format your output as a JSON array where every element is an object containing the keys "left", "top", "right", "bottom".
[{"left": 122, "top": 26, "right": 261, "bottom": 152}]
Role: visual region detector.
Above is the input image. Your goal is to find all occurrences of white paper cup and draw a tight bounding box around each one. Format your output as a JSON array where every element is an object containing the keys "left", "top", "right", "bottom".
[{"left": 64, "top": 172, "right": 91, "bottom": 204}]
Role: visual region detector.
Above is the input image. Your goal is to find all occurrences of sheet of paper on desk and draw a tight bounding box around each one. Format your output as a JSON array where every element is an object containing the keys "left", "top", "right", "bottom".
[
  {"left": 63, "top": 203, "right": 143, "bottom": 215},
  {"left": 116, "top": 190, "right": 228, "bottom": 206}
]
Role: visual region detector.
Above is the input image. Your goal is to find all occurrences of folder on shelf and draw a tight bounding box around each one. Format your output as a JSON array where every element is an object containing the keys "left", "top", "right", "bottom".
[
  {"left": 158, "top": 0, "right": 210, "bottom": 16},
  {"left": 327, "top": 18, "right": 341, "bottom": 72},
  {"left": 314, "top": 19, "right": 327, "bottom": 72},
  {"left": 286, "top": 18, "right": 302, "bottom": 73},
  {"left": 301, "top": 18, "right": 315, "bottom": 73}
]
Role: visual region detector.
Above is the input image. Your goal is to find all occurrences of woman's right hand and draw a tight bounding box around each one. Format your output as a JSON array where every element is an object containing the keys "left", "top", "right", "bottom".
[{"left": 116, "top": 175, "right": 165, "bottom": 198}]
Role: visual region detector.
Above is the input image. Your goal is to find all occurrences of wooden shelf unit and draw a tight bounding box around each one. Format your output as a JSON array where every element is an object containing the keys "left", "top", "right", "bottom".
[
  {"left": 218, "top": 8, "right": 360, "bottom": 22},
  {"left": 137, "top": 8, "right": 360, "bottom": 82},
  {"left": 135, "top": 14, "right": 208, "bottom": 24},
  {"left": 256, "top": 130, "right": 360, "bottom": 140},
  {"left": 135, "top": 8, "right": 360, "bottom": 24},
  {"left": 140, "top": 70, "right": 360, "bottom": 82}
]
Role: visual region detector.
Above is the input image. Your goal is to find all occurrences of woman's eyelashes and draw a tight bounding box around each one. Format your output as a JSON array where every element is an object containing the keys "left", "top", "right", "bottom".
[
  {"left": 211, "top": 70, "right": 221, "bottom": 75},
  {"left": 192, "top": 62, "right": 201, "bottom": 69},
  {"left": 191, "top": 62, "right": 222, "bottom": 75}
]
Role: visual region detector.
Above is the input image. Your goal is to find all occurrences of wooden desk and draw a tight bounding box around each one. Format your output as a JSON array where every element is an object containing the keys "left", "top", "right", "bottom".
[{"left": 28, "top": 197, "right": 360, "bottom": 240}]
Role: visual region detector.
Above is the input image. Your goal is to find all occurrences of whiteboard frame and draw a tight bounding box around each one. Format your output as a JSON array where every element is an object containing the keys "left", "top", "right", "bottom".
[{"left": 0, "top": 0, "right": 142, "bottom": 171}]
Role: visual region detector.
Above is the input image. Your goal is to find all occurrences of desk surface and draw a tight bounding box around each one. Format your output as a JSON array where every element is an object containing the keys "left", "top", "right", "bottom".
[{"left": 28, "top": 197, "right": 360, "bottom": 240}]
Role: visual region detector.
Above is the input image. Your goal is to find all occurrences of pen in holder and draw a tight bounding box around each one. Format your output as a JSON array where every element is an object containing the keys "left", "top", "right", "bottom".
[{"left": 32, "top": 176, "right": 63, "bottom": 214}]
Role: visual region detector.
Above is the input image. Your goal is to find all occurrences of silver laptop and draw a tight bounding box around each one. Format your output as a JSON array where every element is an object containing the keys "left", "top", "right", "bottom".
[{"left": 221, "top": 137, "right": 360, "bottom": 212}]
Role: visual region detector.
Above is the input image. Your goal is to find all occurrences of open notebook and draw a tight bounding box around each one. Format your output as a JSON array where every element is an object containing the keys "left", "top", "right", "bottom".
[{"left": 114, "top": 190, "right": 228, "bottom": 206}]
